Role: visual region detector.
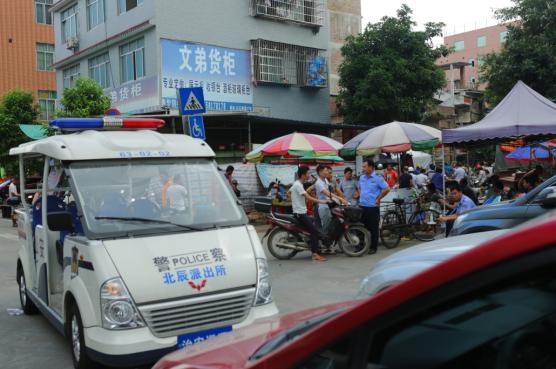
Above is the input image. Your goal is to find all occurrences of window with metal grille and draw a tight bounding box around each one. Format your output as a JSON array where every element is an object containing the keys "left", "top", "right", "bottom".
[
  {"left": 63, "top": 64, "right": 81, "bottom": 89},
  {"left": 251, "top": 40, "right": 327, "bottom": 87},
  {"left": 36, "top": 43, "right": 54, "bottom": 71},
  {"left": 89, "top": 52, "right": 111, "bottom": 88},
  {"left": 36, "top": 0, "right": 53, "bottom": 24},
  {"left": 38, "top": 90, "right": 57, "bottom": 121},
  {"left": 251, "top": 0, "right": 325, "bottom": 27}
]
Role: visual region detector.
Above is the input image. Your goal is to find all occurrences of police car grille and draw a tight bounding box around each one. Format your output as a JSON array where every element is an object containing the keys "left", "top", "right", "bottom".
[{"left": 138, "top": 287, "right": 255, "bottom": 338}]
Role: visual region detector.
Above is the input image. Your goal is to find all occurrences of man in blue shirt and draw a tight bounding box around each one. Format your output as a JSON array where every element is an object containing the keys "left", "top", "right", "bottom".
[
  {"left": 359, "top": 160, "right": 390, "bottom": 254},
  {"left": 439, "top": 181, "right": 476, "bottom": 235},
  {"left": 431, "top": 167, "right": 444, "bottom": 192}
]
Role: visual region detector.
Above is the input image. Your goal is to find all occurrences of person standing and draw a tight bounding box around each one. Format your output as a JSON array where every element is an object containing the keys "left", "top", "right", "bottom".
[
  {"left": 375, "top": 163, "right": 385, "bottom": 178},
  {"left": 359, "top": 160, "right": 390, "bottom": 254},
  {"left": 167, "top": 174, "right": 189, "bottom": 211},
  {"left": 431, "top": 167, "right": 444, "bottom": 192},
  {"left": 384, "top": 164, "right": 398, "bottom": 188},
  {"left": 288, "top": 166, "right": 330, "bottom": 262},
  {"left": 315, "top": 165, "right": 345, "bottom": 234},
  {"left": 340, "top": 167, "right": 359, "bottom": 205},
  {"left": 8, "top": 178, "right": 21, "bottom": 227},
  {"left": 414, "top": 169, "right": 429, "bottom": 189},
  {"left": 453, "top": 163, "right": 467, "bottom": 182}
]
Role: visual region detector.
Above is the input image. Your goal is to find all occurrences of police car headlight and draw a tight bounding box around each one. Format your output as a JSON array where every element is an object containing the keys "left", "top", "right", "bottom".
[
  {"left": 100, "top": 278, "right": 145, "bottom": 330},
  {"left": 254, "top": 258, "right": 272, "bottom": 306}
]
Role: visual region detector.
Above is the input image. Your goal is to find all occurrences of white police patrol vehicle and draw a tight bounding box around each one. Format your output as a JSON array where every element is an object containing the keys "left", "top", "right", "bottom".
[{"left": 11, "top": 117, "right": 277, "bottom": 368}]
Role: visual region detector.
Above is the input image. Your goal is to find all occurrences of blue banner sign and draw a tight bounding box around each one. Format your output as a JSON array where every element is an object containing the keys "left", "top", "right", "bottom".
[{"left": 161, "top": 39, "right": 253, "bottom": 112}]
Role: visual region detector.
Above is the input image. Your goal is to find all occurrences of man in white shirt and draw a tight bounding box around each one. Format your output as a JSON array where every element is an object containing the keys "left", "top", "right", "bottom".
[
  {"left": 414, "top": 169, "right": 429, "bottom": 189},
  {"left": 288, "top": 166, "right": 330, "bottom": 262},
  {"left": 167, "top": 174, "right": 188, "bottom": 211},
  {"left": 453, "top": 163, "right": 467, "bottom": 182}
]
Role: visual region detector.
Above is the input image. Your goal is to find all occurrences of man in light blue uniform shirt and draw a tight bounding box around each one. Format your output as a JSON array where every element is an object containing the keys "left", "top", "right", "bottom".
[
  {"left": 359, "top": 160, "right": 390, "bottom": 254},
  {"left": 439, "top": 181, "right": 476, "bottom": 235}
]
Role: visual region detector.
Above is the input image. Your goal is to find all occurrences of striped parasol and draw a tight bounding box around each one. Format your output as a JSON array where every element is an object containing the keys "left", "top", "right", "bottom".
[
  {"left": 246, "top": 132, "right": 342, "bottom": 163},
  {"left": 340, "top": 121, "right": 441, "bottom": 156}
]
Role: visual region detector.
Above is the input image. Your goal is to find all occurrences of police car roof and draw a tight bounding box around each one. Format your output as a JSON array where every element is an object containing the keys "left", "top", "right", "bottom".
[{"left": 9, "top": 130, "right": 215, "bottom": 161}]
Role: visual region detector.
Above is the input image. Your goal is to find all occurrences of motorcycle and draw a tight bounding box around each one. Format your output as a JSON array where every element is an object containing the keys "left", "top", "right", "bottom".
[{"left": 264, "top": 203, "right": 371, "bottom": 260}]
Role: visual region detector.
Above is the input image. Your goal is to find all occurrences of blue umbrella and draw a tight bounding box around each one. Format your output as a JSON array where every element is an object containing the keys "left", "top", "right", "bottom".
[{"left": 505, "top": 142, "right": 556, "bottom": 162}]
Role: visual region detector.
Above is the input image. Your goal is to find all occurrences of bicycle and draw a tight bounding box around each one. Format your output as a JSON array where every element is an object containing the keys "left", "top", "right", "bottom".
[{"left": 380, "top": 194, "right": 442, "bottom": 249}]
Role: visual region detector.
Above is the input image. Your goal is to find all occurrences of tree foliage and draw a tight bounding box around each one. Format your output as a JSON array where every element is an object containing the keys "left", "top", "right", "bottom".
[
  {"left": 482, "top": 0, "right": 556, "bottom": 104},
  {"left": 0, "top": 90, "right": 39, "bottom": 174},
  {"left": 57, "top": 77, "right": 111, "bottom": 118},
  {"left": 337, "top": 5, "right": 449, "bottom": 124}
]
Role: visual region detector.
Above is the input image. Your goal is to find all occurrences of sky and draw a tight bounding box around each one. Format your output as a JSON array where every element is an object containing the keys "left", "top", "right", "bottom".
[{"left": 362, "top": 0, "right": 514, "bottom": 37}]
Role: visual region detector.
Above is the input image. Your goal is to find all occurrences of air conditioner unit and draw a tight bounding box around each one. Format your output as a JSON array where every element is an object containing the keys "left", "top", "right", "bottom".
[{"left": 66, "top": 37, "right": 79, "bottom": 51}]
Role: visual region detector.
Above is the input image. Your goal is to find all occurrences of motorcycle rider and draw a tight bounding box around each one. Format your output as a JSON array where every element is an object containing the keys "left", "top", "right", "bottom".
[{"left": 288, "top": 166, "right": 331, "bottom": 262}]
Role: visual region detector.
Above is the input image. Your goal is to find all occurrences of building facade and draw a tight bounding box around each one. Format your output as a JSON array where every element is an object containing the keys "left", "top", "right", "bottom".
[
  {"left": 0, "top": 0, "right": 56, "bottom": 121},
  {"left": 327, "top": 0, "right": 361, "bottom": 142},
  {"left": 437, "top": 24, "right": 508, "bottom": 91},
  {"left": 51, "top": 0, "right": 342, "bottom": 158},
  {"left": 431, "top": 24, "right": 508, "bottom": 130}
]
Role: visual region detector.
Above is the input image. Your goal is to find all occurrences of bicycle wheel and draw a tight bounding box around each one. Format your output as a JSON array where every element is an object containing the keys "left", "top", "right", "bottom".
[
  {"left": 380, "top": 210, "right": 403, "bottom": 249},
  {"left": 410, "top": 209, "right": 442, "bottom": 242}
]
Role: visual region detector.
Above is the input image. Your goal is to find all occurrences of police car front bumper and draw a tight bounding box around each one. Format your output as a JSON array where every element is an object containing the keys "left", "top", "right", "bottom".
[{"left": 84, "top": 302, "right": 278, "bottom": 366}]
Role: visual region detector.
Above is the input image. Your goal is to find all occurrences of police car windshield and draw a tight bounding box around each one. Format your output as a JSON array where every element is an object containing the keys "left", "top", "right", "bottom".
[{"left": 68, "top": 158, "right": 246, "bottom": 238}]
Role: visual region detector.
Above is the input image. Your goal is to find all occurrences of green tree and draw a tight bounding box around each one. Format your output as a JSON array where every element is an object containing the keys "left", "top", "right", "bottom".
[
  {"left": 482, "top": 0, "right": 556, "bottom": 104},
  {"left": 337, "top": 5, "right": 448, "bottom": 124},
  {"left": 0, "top": 90, "right": 40, "bottom": 175},
  {"left": 57, "top": 77, "right": 110, "bottom": 117}
]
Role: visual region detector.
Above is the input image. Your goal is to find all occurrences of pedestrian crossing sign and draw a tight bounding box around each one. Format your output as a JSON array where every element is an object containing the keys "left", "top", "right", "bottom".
[{"left": 178, "top": 87, "right": 206, "bottom": 115}]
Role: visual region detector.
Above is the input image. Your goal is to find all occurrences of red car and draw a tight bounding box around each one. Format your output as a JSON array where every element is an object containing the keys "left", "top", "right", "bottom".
[{"left": 155, "top": 213, "right": 556, "bottom": 369}]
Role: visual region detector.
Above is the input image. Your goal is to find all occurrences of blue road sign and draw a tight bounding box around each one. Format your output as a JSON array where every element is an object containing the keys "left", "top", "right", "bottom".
[
  {"left": 178, "top": 87, "right": 206, "bottom": 115},
  {"left": 188, "top": 115, "right": 206, "bottom": 140}
]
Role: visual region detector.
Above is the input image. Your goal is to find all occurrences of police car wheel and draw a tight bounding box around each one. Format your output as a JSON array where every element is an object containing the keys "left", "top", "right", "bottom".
[
  {"left": 68, "top": 305, "right": 97, "bottom": 369},
  {"left": 18, "top": 269, "right": 38, "bottom": 315}
]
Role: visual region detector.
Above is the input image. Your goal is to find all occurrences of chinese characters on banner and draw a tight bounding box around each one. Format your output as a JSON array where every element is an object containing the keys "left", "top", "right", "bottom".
[
  {"left": 104, "top": 76, "right": 159, "bottom": 115},
  {"left": 161, "top": 39, "right": 253, "bottom": 112}
]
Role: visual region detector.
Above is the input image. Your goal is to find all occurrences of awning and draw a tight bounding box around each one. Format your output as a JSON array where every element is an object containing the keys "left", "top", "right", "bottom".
[{"left": 442, "top": 81, "right": 556, "bottom": 144}]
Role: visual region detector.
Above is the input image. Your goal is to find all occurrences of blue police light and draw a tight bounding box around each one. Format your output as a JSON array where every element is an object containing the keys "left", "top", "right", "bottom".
[
  {"left": 50, "top": 118, "right": 104, "bottom": 130},
  {"left": 49, "top": 117, "right": 165, "bottom": 131}
]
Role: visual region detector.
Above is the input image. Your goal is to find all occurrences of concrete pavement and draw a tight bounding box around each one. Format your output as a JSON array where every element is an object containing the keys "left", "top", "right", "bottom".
[{"left": 0, "top": 218, "right": 417, "bottom": 368}]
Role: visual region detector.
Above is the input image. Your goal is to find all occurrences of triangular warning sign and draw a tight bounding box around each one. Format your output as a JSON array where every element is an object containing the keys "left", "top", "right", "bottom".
[{"left": 185, "top": 91, "right": 204, "bottom": 111}]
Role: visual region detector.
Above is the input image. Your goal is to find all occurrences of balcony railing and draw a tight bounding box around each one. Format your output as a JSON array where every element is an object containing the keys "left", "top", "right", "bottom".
[
  {"left": 251, "top": 0, "right": 326, "bottom": 27},
  {"left": 251, "top": 39, "right": 328, "bottom": 88}
]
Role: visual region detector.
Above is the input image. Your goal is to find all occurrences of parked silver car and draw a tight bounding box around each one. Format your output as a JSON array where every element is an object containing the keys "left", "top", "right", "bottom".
[{"left": 358, "top": 229, "right": 508, "bottom": 297}]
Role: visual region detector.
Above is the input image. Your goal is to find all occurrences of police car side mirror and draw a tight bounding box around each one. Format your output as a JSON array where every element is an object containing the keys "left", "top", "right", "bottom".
[{"left": 48, "top": 212, "right": 74, "bottom": 232}]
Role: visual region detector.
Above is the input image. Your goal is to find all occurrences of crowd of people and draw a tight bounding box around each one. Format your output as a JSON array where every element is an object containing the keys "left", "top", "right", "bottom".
[
  {"left": 286, "top": 161, "right": 389, "bottom": 262},
  {"left": 218, "top": 159, "right": 552, "bottom": 262}
]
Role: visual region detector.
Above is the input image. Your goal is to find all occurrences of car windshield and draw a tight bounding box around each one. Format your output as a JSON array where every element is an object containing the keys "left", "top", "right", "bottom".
[{"left": 68, "top": 158, "right": 246, "bottom": 238}]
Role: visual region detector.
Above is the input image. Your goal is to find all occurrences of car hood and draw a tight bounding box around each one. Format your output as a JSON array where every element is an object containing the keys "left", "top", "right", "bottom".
[
  {"left": 153, "top": 301, "right": 358, "bottom": 369},
  {"left": 103, "top": 226, "right": 257, "bottom": 304},
  {"left": 374, "top": 230, "right": 508, "bottom": 269},
  {"left": 462, "top": 200, "right": 514, "bottom": 215}
]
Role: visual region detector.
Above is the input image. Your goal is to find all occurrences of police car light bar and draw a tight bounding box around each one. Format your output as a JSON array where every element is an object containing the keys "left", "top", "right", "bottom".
[{"left": 49, "top": 117, "right": 165, "bottom": 131}]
